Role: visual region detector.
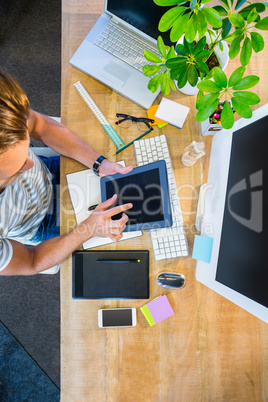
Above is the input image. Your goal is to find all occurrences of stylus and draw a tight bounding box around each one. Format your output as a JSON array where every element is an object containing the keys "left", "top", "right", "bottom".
[
  {"left": 88, "top": 204, "right": 98, "bottom": 211},
  {"left": 113, "top": 128, "right": 152, "bottom": 155},
  {"left": 96, "top": 259, "right": 140, "bottom": 263}
]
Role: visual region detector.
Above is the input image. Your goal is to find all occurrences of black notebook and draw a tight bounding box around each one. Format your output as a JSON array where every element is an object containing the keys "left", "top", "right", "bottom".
[{"left": 72, "top": 250, "right": 149, "bottom": 299}]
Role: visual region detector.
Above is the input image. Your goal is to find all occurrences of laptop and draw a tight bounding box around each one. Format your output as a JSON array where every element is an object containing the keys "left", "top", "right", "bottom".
[{"left": 69, "top": 0, "right": 175, "bottom": 109}]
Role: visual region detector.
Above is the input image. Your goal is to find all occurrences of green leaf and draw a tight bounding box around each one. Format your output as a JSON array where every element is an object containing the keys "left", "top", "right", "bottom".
[
  {"left": 142, "top": 65, "right": 163, "bottom": 77},
  {"left": 187, "top": 64, "right": 198, "bottom": 86},
  {"left": 195, "top": 60, "right": 209, "bottom": 74},
  {"left": 219, "top": 41, "right": 224, "bottom": 51},
  {"left": 231, "top": 97, "right": 253, "bottom": 118},
  {"left": 196, "top": 11, "right": 207, "bottom": 37},
  {"left": 221, "top": 18, "right": 232, "bottom": 38},
  {"left": 193, "top": 36, "right": 207, "bottom": 56},
  {"left": 213, "top": 5, "right": 228, "bottom": 16},
  {"left": 235, "top": 0, "right": 247, "bottom": 10},
  {"left": 255, "top": 16, "right": 268, "bottom": 30},
  {"left": 240, "top": 37, "right": 252, "bottom": 66},
  {"left": 157, "top": 36, "right": 167, "bottom": 58},
  {"left": 250, "top": 32, "right": 265, "bottom": 53},
  {"left": 221, "top": 101, "right": 235, "bottom": 129},
  {"left": 158, "top": 6, "right": 187, "bottom": 32},
  {"left": 202, "top": 7, "right": 222, "bottom": 28},
  {"left": 166, "top": 57, "right": 187, "bottom": 68},
  {"left": 229, "top": 13, "right": 245, "bottom": 27},
  {"left": 196, "top": 93, "right": 220, "bottom": 110},
  {"left": 239, "top": 12, "right": 261, "bottom": 22},
  {"left": 212, "top": 67, "right": 227, "bottom": 88},
  {"left": 175, "top": 44, "right": 187, "bottom": 56},
  {"left": 154, "top": 0, "right": 185, "bottom": 5},
  {"left": 229, "top": 35, "right": 243, "bottom": 59},
  {"left": 161, "top": 72, "right": 170, "bottom": 95},
  {"left": 177, "top": 66, "right": 188, "bottom": 88},
  {"left": 170, "top": 13, "right": 190, "bottom": 42},
  {"left": 233, "top": 75, "right": 259, "bottom": 90},
  {"left": 170, "top": 64, "right": 187, "bottom": 79},
  {"left": 144, "top": 50, "right": 163, "bottom": 63},
  {"left": 247, "top": 8, "right": 258, "bottom": 24},
  {"left": 197, "top": 79, "right": 223, "bottom": 92},
  {"left": 185, "top": 13, "right": 198, "bottom": 43},
  {"left": 167, "top": 46, "right": 177, "bottom": 59},
  {"left": 233, "top": 91, "right": 260, "bottom": 105},
  {"left": 183, "top": 36, "right": 194, "bottom": 53},
  {"left": 229, "top": 66, "right": 245, "bottom": 86},
  {"left": 169, "top": 76, "right": 177, "bottom": 91},
  {"left": 196, "top": 100, "right": 220, "bottom": 122},
  {"left": 240, "top": 3, "right": 266, "bottom": 14},
  {"left": 148, "top": 75, "right": 162, "bottom": 93},
  {"left": 195, "top": 50, "right": 210, "bottom": 60}
]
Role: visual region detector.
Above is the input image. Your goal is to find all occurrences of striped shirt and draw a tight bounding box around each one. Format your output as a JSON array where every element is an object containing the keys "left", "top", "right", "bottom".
[{"left": 0, "top": 149, "right": 53, "bottom": 271}]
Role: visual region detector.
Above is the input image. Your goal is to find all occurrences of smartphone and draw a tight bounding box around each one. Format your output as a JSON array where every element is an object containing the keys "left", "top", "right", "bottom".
[{"left": 98, "top": 308, "right": 136, "bottom": 328}]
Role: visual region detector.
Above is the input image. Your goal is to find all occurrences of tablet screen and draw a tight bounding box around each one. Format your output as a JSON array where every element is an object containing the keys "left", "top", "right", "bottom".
[{"left": 105, "top": 168, "right": 164, "bottom": 225}]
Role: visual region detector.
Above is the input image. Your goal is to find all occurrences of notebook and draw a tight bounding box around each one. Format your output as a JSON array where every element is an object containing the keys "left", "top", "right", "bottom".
[
  {"left": 66, "top": 162, "right": 142, "bottom": 249},
  {"left": 72, "top": 250, "right": 149, "bottom": 299},
  {"left": 69, "top": 0, "right": 175, "bottom": 109}
]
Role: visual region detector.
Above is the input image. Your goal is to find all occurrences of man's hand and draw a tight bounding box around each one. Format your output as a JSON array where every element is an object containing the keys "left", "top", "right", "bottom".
[
  {"left": 78, "top": 194, "right": 132, "bottom": 242},
  {"left": 99, "top": 159, "right": 133, "bottom": 177}
]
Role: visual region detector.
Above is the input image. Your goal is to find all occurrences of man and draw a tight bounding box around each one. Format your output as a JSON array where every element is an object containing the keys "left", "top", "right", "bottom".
[{"left": 0, "top": 67, "right": 133, "bottom": 275}]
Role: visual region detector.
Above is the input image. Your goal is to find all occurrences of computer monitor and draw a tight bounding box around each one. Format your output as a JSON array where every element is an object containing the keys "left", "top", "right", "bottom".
[{"left": 196, "top": 104, "right": 268, "bottom": 324}]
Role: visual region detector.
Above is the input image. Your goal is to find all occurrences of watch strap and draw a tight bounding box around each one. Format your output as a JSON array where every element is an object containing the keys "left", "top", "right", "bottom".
[{"left": 93, "top": 155, "right": 106, "bottom": 176}]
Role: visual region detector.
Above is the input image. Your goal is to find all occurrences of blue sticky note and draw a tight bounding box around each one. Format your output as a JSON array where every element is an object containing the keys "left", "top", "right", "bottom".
[{"left": 192, "top": 235, "right": 213, "bottom": 263}]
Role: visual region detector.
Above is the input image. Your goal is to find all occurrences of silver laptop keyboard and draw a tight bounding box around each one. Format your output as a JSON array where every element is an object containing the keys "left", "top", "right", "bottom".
[
  {"left": 134, "top": 135, "right": 189, "bottom": 261},
  {"left": 94, "top": 21, "right": 159, "bottom": 72}
]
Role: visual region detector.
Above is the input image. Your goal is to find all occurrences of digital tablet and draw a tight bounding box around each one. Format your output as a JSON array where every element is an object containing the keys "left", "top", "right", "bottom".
[{"left": 100, "top": 160, "right": 173, "bottom": 231}]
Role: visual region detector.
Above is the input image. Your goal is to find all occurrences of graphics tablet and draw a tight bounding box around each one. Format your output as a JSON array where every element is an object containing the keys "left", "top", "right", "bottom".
[
  {"left": 72, "top": 250, "right": 149, "bottom": 299},
  {"left": 100, "top": 160, "right": 172, "bottom": 231}
]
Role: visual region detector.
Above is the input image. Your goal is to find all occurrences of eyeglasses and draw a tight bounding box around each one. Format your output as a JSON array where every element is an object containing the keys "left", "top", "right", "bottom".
[{"left": 115, "top": 113, "right": 154, "bottom": 132}]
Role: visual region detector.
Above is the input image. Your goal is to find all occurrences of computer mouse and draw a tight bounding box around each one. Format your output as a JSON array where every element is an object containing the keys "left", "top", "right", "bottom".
[{"left": 157, "top": 272, "right": 186, "bottom": 289}]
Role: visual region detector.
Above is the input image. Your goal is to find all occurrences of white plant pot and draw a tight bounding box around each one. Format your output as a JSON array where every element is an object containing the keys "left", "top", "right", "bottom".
[{"left": 175, "top": 32, "right": 229, "bottom": 96}]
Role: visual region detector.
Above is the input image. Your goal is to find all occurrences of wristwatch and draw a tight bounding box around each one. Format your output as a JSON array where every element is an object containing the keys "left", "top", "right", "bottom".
[{"left": 93, "top": 155, "right": 106, "bottom": 176}]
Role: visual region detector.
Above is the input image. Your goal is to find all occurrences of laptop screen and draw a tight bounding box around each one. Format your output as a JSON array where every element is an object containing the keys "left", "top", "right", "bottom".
[{"left": 107, "top": 0, "right": 178, "bottom": 46}]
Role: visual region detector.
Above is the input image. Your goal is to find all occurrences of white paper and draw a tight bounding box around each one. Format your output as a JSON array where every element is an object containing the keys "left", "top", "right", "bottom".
[
  {"left": 66, "top": 162, "right": 142, "bottom": 249},
  {"left": 155, "top": 97, "right": 190, "bottom": 129}
]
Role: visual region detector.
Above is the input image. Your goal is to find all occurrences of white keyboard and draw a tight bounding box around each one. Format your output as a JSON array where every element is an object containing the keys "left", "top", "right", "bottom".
[
  {"left": 134, "top": 135, "right": 189, "bottom": 261},
  {"left": 94, "top": 21, "right": 158, "bottom": 72}
]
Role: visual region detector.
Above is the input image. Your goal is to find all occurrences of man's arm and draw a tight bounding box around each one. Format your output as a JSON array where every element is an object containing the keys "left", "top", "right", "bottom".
[
  {"left": 28, "top": 110, "right": 132, "bottom": 176},
  {"left": 0, "top": 196, "right": 131, "bottom": 276}
]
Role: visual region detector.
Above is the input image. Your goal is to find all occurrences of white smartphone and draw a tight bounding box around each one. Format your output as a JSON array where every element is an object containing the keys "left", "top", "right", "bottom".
[{"left": 98, "top": 308, "right": 136, "bottom": 328}]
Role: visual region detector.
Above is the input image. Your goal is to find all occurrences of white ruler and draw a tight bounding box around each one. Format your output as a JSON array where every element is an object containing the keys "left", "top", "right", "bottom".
[{"left": 73, "top": 81, "right": 125, "bottom": 150}]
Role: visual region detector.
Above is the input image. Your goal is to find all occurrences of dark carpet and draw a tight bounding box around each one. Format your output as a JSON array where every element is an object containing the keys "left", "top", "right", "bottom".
[
  {"left": 0, "top": 321, "right": 60, "bottom": 402},
  {"left": 0, "top": 0, "right": 61, "bottom": 397}
]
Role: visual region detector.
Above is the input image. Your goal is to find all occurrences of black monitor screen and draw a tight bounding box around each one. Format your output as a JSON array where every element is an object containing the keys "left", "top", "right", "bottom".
[
  {"left": 107, "top": 0, "right": 184, "bottom": 47},
  {"left": 216, "top": 115, "right": 268, "bottom": 308},
  {"left": 105, "top": 168, "right": 164, "bottom": 225}
]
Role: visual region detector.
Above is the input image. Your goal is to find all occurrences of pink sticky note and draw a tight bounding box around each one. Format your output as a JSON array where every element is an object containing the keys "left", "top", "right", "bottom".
[{"left": 147, "top": 295, "right": 174, "bottom": 324}]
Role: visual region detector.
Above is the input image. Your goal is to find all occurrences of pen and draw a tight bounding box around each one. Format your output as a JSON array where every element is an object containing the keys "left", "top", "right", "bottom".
[
  {"left": 113, "top": 128, "right": 152, "bottom": 155},
  {"left": 88, "top": 204, "right": 98, "bottom": 211},
  {"left": 96, "top": 259, "right": 141, "bottom": 263}
]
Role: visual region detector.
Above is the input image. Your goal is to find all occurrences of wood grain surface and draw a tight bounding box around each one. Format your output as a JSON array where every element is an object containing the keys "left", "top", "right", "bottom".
[{"left": 61, "top": 1, "right": 268, "bottom": 400}]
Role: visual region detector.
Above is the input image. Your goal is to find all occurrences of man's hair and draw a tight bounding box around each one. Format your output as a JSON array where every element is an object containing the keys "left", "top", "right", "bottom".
[{"left": 0, "top": 67, "right": 30, "bottom": 154}]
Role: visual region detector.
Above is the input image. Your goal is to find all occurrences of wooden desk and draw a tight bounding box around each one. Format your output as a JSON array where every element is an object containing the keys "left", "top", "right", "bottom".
[{"left": 61, "top": 1, "right": 268, "bottom": 400}]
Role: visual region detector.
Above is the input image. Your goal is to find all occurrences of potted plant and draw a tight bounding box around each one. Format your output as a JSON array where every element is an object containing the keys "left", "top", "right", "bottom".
[{"left": 142, "top": 0, "right": 268, "bottom": 129}]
